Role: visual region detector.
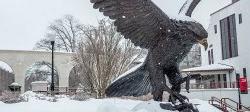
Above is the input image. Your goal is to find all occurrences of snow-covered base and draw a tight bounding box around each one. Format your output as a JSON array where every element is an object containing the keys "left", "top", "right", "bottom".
[{"left": 0, "top": 91, "right": 220, "bottom": 112}]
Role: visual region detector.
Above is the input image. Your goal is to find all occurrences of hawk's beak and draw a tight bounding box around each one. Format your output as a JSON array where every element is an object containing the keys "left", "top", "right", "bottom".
[{"left": 198, "top": 38, "right": 208, "bottom": 50}]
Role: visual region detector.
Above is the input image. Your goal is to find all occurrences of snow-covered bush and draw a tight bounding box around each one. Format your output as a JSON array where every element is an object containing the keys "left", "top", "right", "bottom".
[
  {"left": 120, "top": 94, "right": 153, "bottom": 101},
  {"left": 0, "top": 91, "right": 24, "bottom": 104},
  {"left": 71, "top": 84, "right": 94, "bottom": 101},
  {"left": 71, "top": 92, "right": 90, "bottom": 101},
  {"left": 20, "top": 91, "right": 59, "bottom": 102},
  {"left": 71, "top": 89, "right": 94, "bottom": 101}
]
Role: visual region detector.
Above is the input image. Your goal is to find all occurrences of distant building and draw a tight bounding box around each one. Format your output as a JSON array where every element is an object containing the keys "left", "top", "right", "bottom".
[
  {"left": 182, "top": 0, "right": 249, "bottom": 89},
  {"left": 31, "top": 81, "right": 49, "bottom": 92}
]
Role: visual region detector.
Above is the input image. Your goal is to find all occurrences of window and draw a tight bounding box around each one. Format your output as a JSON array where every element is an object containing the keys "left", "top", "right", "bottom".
[
  {"left": 214, "top": 25, "right": 217, "bottom": 34},
  {"left": 208, "top": 49, "right": 214, "bottom": 65},
  {"left": 223, "top": 74, "right": 227, "bottom": 88},
  {"left": 218, "top": 75, "right": 221, "bottom": 88},
  {"left": 239, "top": 14, "right": 242, "bottom": 24},
  {"left": 243, "top": 68, "right": 247, "bottom": 77},
  {"left": 208, "top": 50, "right": 211, "bottom": 65},
  {"left": 211, "top": 49, "right": 214, "bottom": 64},
  {"left": 220, "top": 14, "right": 238, "bottom": 60}
]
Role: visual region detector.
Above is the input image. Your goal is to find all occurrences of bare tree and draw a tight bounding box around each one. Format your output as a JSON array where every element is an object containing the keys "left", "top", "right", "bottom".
[
  {"left": 25, "top": 61, "right": 59, "bottom": 91},
  {"left": 73, "top": 19, "right": 143, "bottom": 98},
  {"left": 33, "top": 15, "right": 82, "bottom": 89},
  {"left": 180, "top": 44, "right": 201, "bottom": 70},
  {"left": 34, "top": 15, "right": 82, "bottom": 52}
]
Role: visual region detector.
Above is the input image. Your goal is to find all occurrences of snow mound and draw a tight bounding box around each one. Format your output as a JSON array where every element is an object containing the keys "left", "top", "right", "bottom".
[
  {"left": 96, "top": 99, "right": 220, "bottom": 112},
  {"left": 132, "top": 101, "right": 175, "bottom": 112},
  {"left": 97, "top": 101, "right": 180, "bottom": 112},
  {"left": 97, "top": 103, "right": 132, "bottom": 112},
  {"left": 21, "top": 91, "right": 50, "bottom": 101},
  {"left": 20, "top": 91, "right": 69, "bottom": 102},
  {"left": 97, "top": 101, "right": 161, "bottom": 112},
  {"left": 0, "top": 92, "right": 221, "bottom": 112},
  {"left": 190, "top": 99, "right": 221, "bottom": 112}
]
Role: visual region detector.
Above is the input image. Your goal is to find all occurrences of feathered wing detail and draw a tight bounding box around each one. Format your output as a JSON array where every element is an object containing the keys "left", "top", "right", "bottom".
[
  {"left": 105, "top": 63, "right": 152, "bottom": 97},
  {"left": 91, "top": 0, "right": 170, "bottom": 49}
]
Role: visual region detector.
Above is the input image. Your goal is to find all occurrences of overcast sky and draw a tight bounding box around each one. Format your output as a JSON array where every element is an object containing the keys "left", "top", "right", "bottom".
[{"left": 0, "top": 0, "right": 231, "bottom": 50}]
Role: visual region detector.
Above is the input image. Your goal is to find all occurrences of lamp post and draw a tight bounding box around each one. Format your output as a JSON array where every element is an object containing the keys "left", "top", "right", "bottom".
[
  {"left": 236, "top": 73, "right": 242, "bottom": 110},
  {"left": 50, "top": 37, "right": 55, "bottom": 96}
]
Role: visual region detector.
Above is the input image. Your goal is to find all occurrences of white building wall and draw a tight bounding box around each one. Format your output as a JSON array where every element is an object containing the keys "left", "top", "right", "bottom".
[{"left": 201, "top": 0, "right": 250, "bottom": 82}]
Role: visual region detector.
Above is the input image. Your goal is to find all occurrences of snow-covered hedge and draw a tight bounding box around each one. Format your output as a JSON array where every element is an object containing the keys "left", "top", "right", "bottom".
[
  {"left": 0, "top": 91, "right": 24, "bottom": 104},
  {"left": 20, "top": 91, "right": 70, "bottom": 102},
  {"left": 71, "top": 91, "right": 92, "bottom": 101}
]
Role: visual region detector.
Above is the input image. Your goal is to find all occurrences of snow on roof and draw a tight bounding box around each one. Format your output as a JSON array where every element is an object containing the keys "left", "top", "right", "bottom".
[
  {"left": 182, "top": 64, "right": 234, "bottom": 72},
  {"left": 10, "top": 82, "right": 21, "bottom": 86},
  {"left": 31, "top": 81, "right": 49, "bottom": 84}
]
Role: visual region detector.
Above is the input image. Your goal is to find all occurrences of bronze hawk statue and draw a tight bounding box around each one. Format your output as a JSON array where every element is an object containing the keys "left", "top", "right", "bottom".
[{"left": 90, "top": 0, "right": 208, "bottom": 111}]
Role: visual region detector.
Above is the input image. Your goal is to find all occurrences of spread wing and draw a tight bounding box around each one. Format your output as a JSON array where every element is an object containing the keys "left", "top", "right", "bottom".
[{"left": 91, "top": 0, "right": 170, "bottom": 48}]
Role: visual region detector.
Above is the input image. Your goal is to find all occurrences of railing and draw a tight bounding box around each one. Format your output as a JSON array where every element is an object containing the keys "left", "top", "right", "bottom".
[
  {"left": 33, "top": 87, "right": 89, "bottom": 95},
  {"left": 221, "top": 98, "right": 250, "bottom": 112},
  {"left": 209, "top": 96, "right": 221, "bottom": 106},
  {"left": 181, "top": 81, "right": 250, "bottom": 89},
  {"left": 209, "top": 96, "right": 250, "bottom": 112}
]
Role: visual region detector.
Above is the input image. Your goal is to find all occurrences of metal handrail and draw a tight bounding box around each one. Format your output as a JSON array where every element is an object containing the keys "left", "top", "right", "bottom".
[
  {"left": 222, "top": 98, "right": 250, "bottom": 111},
  {"left": 209, "top": 97, "right": 250, "bottom": 112},
  {"left": 181, "top": 81, "right": 250, "bottom": 89},
  {"left": 221, "top": 99, "right": 237, "bottom": 111},
  {"left": 209, "top": 97, "right": 228, "bottom": 111}
]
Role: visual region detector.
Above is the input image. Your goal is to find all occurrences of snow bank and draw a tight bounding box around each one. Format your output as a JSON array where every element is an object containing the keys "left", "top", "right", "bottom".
[
  {"left": 20, "top": 91, "right": 69, "bottom": 102},
  {"left": 0, "top": 92, "right": 220, "bottom": 112},
  {"left": 97, "top": 104, "right": 131, "bottom": 112},
  {"left": 132, "top": 101, "right": 175, "bottom": 112},
  {"left": 98, "top": 99, "right": 220, "bottom": 112},
  {"left": 190, "top": 99, "right": 221, "bottom": 112}
]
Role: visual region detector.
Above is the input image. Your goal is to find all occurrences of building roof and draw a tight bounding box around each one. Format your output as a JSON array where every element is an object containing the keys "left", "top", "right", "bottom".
[
  {"left": 210, "top": 0, "right": 240, "bottom": 16},
  {"left": 10, "top": 82, "right": 21, "bottom": 86},
  {"left": 31, "top": 81, "right": 49, "bottom": 84},
  {"left": 182, "top": 64, "right": 234, "bottom": 73}
]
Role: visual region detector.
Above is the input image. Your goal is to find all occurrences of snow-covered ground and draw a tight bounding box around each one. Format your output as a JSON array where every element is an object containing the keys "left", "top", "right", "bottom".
[{"left": 0, "top": 91, "right": 221, "bottom": 112}]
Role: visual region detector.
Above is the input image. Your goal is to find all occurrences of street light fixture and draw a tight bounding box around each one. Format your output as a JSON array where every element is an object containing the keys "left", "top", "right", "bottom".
[{"left": 50, "top": 37, "right": 55, "bottom": 96}]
